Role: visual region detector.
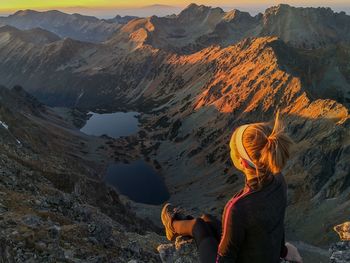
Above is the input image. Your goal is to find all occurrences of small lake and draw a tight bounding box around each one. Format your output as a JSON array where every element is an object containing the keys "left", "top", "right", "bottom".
[
  {"left": 80, "top": 111, "right": 169, "bottom": 204},
  {"left": 105, "top": 160, "right": 170, "bottom": 205},
  {"left": 80, "top": 111, "right": 140, "bottom": 138}
]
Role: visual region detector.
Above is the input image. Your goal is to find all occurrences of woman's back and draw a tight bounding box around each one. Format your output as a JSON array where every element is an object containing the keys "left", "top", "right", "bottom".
[{"left": 217, "top": 172, "right": 287, "bottom": 263}]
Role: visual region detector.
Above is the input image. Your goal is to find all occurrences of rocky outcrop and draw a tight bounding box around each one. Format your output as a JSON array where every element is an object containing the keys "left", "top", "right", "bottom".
[
  {"left": 330, "top": 242, "right": 350, "bottom": 263},
  {"left": 157, "top": 236, "right": 198, "bottom": 263},
  {"left": 330, "top": 222, "right": 350, "bottom": 263},
  {"left": 334, "top": 222, "right": 350, "bottom": 241}
]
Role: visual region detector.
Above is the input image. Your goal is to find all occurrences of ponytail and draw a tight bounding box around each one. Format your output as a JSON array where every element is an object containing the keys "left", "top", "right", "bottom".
[{"left": 259, "top": 109, "right": 295, "bottom": 174}]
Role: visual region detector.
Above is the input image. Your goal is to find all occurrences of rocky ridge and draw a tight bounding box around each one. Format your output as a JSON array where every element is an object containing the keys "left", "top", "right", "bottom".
[{"left": 107, "top": 3, "right": 350, "bottom": 53}]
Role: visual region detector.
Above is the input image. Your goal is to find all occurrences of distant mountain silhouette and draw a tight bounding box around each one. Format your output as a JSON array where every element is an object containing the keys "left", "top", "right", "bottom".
[
  {"left": 112, "top": 4, "right": 183, "bottom": 17},
  {"left": 0, "top": 9, "right": 135, "bottom": 42}
]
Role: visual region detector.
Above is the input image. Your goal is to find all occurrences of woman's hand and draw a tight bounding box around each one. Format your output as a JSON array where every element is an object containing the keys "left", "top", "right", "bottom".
[{"left": 285, "top": 242, "right": 303, "bottom": 263}]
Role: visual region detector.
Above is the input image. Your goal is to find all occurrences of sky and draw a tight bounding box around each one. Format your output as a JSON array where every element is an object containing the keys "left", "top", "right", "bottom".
[{"left": 0, "top": 0, "right": 349, "bottom": 17}]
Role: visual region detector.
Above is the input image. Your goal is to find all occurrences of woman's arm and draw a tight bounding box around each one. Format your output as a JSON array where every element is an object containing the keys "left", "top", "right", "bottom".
[{"left": 216, "top": 205, "right": 245, "bottom": 263}]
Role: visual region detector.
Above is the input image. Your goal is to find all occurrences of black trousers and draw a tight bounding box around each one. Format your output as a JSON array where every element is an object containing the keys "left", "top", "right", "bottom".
[{"left": 192, "top": 214, "right": 222, "bottom": 263}]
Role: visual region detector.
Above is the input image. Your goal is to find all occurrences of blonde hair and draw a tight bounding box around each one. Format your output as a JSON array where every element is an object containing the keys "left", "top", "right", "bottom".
[{"left": 232, "top": 109, "right": 295, "bottom": 180}]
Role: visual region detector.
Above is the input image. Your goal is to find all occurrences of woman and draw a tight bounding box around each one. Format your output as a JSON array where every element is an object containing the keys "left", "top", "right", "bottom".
[{"left": 161, "top": 110, "right": 303, "bottom": 263}]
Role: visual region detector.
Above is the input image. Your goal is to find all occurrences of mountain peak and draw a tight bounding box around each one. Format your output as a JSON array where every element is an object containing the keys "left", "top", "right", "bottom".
[
  {"left": 180, "top": 3, "right": 224, "bottom": 15},
  {"left": 0, "top": 25, "right": 60, "bottom": 44},
  {"left": 260, "top": 4, "right": 349, "bottom": 49},
  {"left": 12, "top": 9, "right": 38, "bottom": 17},
  {"left": 276, "top": 3, "right": 292, "bottom": 9},
  {"left": 223, "top": 9, "right": 254, "bottom": 22},
  {"left": 264, "top": 3, "right": 293, "bottom": 15},
  {"left": 185, "top": 3, "right": 201, "bottom": 9},
  {"left": 178, "top": 3, "right": 224, "bottom": 23},
  {"left": 264, "top": 3, "right": 337, "bottom": 16}
]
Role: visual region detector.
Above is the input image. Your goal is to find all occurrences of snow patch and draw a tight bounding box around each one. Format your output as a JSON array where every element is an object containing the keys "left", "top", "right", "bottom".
[
  {"left": 0, "top": 120, "right": 21, "bottom": 145},
  {"left": 0, "top": 121, "right": 8, "bottom": 129}
]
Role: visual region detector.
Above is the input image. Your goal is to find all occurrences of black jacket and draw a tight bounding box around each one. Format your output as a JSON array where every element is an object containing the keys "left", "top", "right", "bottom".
[{"left": 216, "top": 172, "right": 288, "bottom": 263}]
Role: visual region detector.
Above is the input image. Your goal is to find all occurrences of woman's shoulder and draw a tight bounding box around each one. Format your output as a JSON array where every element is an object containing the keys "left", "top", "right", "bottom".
[{"left": 274, "top": 171, "right": 287, "bottom": 187}]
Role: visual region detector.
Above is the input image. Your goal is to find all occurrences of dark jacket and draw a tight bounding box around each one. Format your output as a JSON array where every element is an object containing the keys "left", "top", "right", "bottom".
[{"left": 216, "top": 172, "right": 288, "bottom": 263}]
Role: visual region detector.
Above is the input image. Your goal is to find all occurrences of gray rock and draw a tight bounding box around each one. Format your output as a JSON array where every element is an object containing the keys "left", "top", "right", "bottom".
[
  {"left": 157, "top": 236, "right": 199, "bottom": 263},
  {"left": 329, "top": 241, "right": 350, "bottom": 263},
  {"left": 334, "top": 222, "right": 350, "bottom": 241},
  {"left": 22, "top": 214, "right": 42, "bottom": 227}
]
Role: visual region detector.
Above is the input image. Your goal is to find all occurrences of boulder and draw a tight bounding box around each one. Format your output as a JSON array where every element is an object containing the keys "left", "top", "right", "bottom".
[
  {"left": 329, "top": 242, "right": 350, "bottom": 263},
  {"left": 334, "top": 222, "right": 350, "bottom": 241},
  {"left": 157, "top": 236, "right": 198, "bottom": 263}
]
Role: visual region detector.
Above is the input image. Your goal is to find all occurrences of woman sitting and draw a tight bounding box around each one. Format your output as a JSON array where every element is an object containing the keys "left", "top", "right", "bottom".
[{"left": 161, "top": 110, "right": 303, "bottom": 263}]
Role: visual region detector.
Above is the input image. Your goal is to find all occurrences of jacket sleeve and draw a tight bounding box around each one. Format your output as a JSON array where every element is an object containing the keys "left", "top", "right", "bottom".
[
  {"left": 280, "top": 226, "right": 288, "bottom": 259},
  {"left": 216, "top": 205, "right": 245, "bottom": 263}
]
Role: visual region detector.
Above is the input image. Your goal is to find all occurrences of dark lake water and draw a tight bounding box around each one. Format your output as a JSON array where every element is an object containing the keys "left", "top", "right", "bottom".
[
  {"left": 80, "top": 111, "right": 140, "bottom": 138},
  {"left": 105, "top": 160, "right": 169, "bottom": 205},
  {"left": 80, "top": 111, "right": 169, "bottom": 204}
]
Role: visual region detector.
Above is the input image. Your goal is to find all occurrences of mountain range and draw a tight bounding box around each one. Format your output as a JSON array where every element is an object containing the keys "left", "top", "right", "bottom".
[
  {"left": 0, "top": 4, "right": 349, "bottom": 108},
  {"left": 110, "top": 3, "right": 350, "bottom": 52},
  {"left": 0, "top": 2, "right": 349, "bottom": 261},
  {"left": 0, "top": 9, "right": 136, "bottom": 43}
]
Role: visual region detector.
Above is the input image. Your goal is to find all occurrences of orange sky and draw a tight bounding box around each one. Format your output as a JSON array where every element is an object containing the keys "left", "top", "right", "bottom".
[{"left": 0, "top": 0, "right": 349, "bottom": 16}]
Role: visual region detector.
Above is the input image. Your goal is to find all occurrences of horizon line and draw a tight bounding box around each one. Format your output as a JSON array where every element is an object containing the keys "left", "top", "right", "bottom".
[{"left": 0, "top": 3, "right": 349, "bottom": 18}]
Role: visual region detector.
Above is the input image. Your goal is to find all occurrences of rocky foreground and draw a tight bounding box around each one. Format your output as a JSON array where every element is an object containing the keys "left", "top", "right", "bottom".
[
  {"left": 0, "top": 86, "right": 169, "bottom": 262},
  {"left": 156, "top": 234, "right": 350, "bottom": 263}
]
